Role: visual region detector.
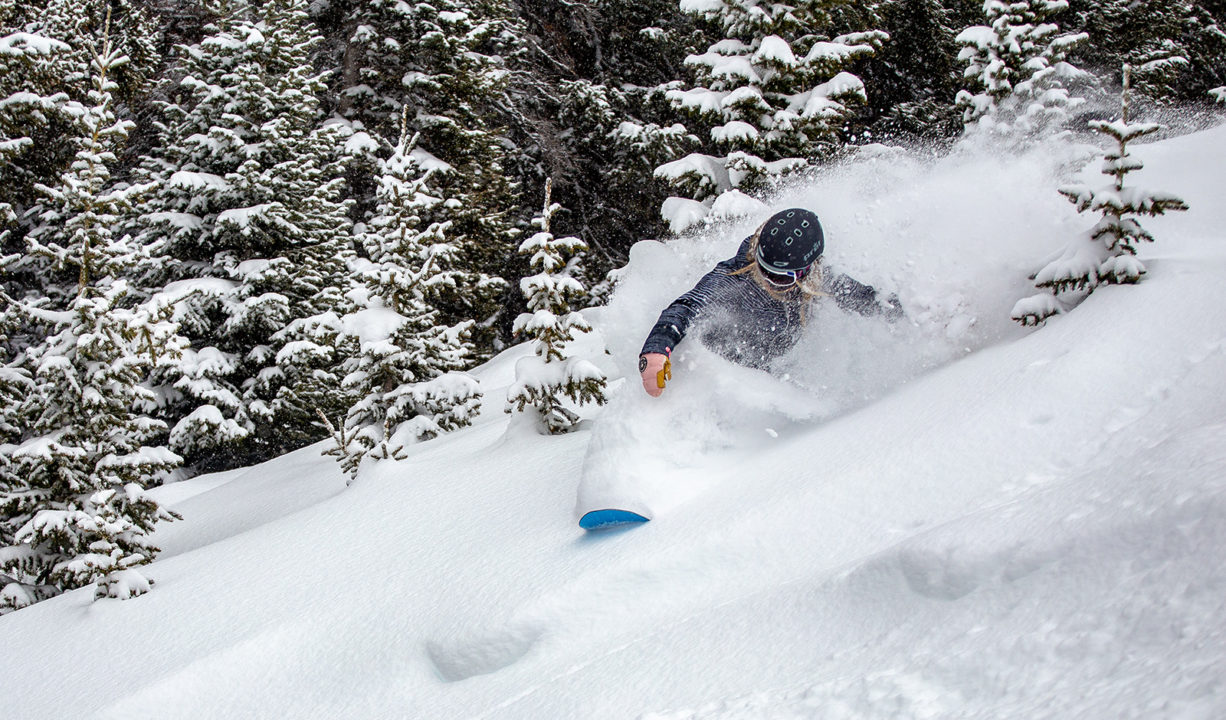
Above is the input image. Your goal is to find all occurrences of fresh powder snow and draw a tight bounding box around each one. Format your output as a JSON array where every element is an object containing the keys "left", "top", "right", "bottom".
[{"left": 2, "top": 124, "right": 1225, "bottom": 719}]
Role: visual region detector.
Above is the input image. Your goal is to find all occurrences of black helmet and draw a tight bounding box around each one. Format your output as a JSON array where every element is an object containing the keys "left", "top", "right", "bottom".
[{"left": 755, "top": 208, "right": 824, "bottom": 273}]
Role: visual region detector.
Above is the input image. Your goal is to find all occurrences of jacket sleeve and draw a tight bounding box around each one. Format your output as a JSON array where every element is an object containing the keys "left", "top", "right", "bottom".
[
  {"left": 825, "top": 272, "right": 904, "bottom": 320},
  {"left": 640, "top": 238, "right": 751, "bottom": 357}
]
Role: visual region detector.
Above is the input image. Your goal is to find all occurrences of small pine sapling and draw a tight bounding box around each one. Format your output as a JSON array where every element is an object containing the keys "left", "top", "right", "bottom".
[
  {"left": 507, "top": 179, "right": 608, "bottom": 434},
  {"left": 1012, "top": 65, "right": 1189, "bottom": 326},
  {"left": 315, "top": 409, "right": 375, "bottom": 484}
]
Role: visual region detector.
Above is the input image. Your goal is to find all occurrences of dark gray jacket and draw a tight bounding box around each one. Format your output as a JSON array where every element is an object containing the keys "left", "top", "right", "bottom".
[{"left": 640, "top": 237, "right": 896, "bottom": 368}]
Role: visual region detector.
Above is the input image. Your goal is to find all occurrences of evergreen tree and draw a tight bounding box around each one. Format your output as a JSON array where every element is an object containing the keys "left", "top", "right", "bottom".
[
  {"left": 955, "top": 0, "right": 1088, "bottom": 137},
  {"left": 134, "top": 0, "right": 356, "bottom": 472},
  {"left": 1012, "top": 65, "right": 1189, "bottom": 326},
  {"left": 0, "top": 22, "right": 69, "bottom": 235},
  {"left": 1066, "top": 0, "right": 1226, "bottom": 102},
  {"left": 28, "top": 0, "right": 161, "bottom": 104},
  {"left": 507, "top": 178, "right": 607, "bottom": 434},
  {"left": 854, "top": 0, "right": 965, "bottom": 140},
  {"left": 0, "top": 23, "right": 181, "bottom": 613},
  {"left": 554, "top": 79, "right": 695, "bottom": 274},
  {"left": 511, "top": 0, "right": 701, "bottom": 86},
  {"left": 323, "top": 0, "right": 520, "bottom": 354},
  {"left": 655, "top": 0, "right": 887, "bottom": 232},
  {"left": 0, "top": 2, "right": 77, "bottom": 270},
  {"left": 332, "top": 124, "right": 481, "bottom": 478},
  {"left": 0, "top": 0, "right": 161, "bottom": 256},
  {"left": 494, "top": 1, "right": 706, "bottom": 281}
]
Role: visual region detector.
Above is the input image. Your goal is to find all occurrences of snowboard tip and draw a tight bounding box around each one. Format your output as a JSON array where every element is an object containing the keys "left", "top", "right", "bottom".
[{"left": 579, "top": 508, "right": 651, "bottom": 531}]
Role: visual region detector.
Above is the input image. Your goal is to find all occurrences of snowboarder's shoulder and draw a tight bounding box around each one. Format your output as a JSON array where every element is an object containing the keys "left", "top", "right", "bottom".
[{"left": 713, "top": 236, "right": 754, "bottom": 274}]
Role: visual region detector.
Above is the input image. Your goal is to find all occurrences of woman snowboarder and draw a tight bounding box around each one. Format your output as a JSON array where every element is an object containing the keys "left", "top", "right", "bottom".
[{"left": 639, "top": 207, "right": 901, "bottom": 397}]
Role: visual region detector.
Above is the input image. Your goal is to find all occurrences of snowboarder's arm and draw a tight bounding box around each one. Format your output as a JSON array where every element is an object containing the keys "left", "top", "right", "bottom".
[
  {"left": 825, "top": 273, "right": 904, "bottom": 320},
  {"left": 640, "top": 239, "right": 751, "bottom": 357}
]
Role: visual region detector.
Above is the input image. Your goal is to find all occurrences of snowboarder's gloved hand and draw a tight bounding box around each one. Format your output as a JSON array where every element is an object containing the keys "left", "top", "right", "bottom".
[
  {"left": 639, "top": 353, "right": 670, "bottom": 397},
  {"left": 881, "top": 293, "right": 905, "bottom": 322}
]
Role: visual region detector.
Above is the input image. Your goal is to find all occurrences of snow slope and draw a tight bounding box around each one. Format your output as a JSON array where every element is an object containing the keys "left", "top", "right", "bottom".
[{"left": 3, "top": 124, "right": 1226, "bottom": 719}]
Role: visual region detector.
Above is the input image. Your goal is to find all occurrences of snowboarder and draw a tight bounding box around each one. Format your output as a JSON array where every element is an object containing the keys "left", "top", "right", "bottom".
[{"left": 639, "top": 208, "right": 902, "bottom": 396}]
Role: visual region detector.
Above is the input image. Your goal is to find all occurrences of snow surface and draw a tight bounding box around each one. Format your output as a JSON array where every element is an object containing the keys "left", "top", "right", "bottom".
[{"left": 3, "top": 124, "right": 1226, "bottom": 719}]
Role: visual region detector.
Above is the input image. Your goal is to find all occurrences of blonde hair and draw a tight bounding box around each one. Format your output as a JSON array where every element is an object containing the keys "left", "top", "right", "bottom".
[{"left": 730, "top": 221, "right": 826, "bottom": 323}]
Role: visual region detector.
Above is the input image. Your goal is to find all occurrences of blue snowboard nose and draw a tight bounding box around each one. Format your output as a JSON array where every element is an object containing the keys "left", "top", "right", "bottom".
[{"left": 579, "top": 508, "right": 651, "bottom": 530}]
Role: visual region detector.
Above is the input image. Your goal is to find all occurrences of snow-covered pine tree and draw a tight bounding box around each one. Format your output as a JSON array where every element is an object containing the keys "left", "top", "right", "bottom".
[
  {"left": 492, "top": 0, "right": 706, "bottom": 277},
  {"left": 325, "top": 0, "right": 519, "bottom": 356},
  {"left": 507, "top": 178, "right": 607, "bottom": 435},
  {"left": 0, "top": 26, "right": 67, "bottom": 233},
  {"left": 1212, "top": 86, "right": 1226, "bottom": 103},
  {"left": 512, "top": 0, "right": 699, "bottom": 88},
  {"left": 555, "top": 79, "right": 693, "bottom": 279},
  {"left": 1012, "top": 65, "right": 1189, "bottom": 326},
  {"left": 861, "top": 0, "right": 964, "bottom": 138},
  {"left": 1066, "top": 0, "right": 1226, "bottom": 102},
  {"left": 22, "top": 0, "right": 160, "bottom": 101},
  {"left": 0, "top": 0, "right": 161, "bottom": 252},
  {"left": 489, "top": 0, "right": 702, "bottom": 286},
  {"left": 334, "top": 122, "right": 481, "bottom": 477},
  {"left": 654, "top": 0, "right": 887, "bottom": 232},
  {"left": 0, "top": 1, "right": 77, "bottom": 264},
  {"left": 134, "top": 0, "right": 356, "bottom": 472},
  {"left": 593, "top": 0, "right": 706, "bottom": 85},
  {"left": 955, "top": 0, "right": 1088, "bottom": 137},
  {"left": 0, "top": 22, "right": 182, "bottom": 613}
]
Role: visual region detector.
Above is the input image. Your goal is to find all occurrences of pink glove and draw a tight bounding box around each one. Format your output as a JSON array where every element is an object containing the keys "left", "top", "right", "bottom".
[{"left": 639, "top": 353, "right": 671, "bottom": 397}]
